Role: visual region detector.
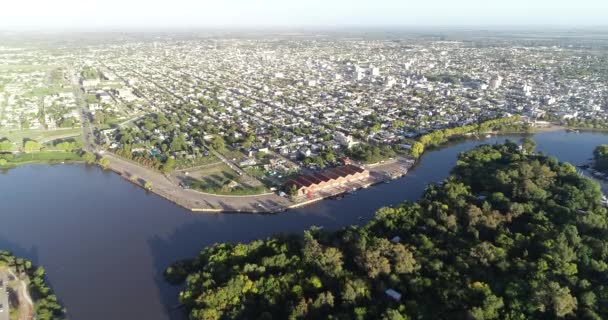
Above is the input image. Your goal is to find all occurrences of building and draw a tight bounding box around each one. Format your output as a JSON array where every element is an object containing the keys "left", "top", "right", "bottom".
[
  {"left": 335, "top": 132, "right": 356, "bottom": 148},
  {"left": 285, "top": 164, "right": 370, "bottom": 197},
  {"left": 370, "top": 66, "right": 380, "bottom": 77},
  {"left": 489, "top": 75, "right": 503, "bottom": 90},
  {"left": 81, "top": 79, "right": 100, "bottom": 88}
]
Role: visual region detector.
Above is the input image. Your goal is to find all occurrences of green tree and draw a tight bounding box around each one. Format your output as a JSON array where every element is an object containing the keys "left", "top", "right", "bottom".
[
  {"left": 144, "top": 181, "right": 153, "bottom": 191},
  {"left": 0, "top": 139, "right": 12, "bottom": 152},
  {"left": 411, "top": 142, "right": 424, "bottom": 158},
  {"left": 83, "top": 152, "right": 96, "bottom": 164},
  {"left": 24, "top": 140, "right": 41, "bottom": 153},
  {"left": 98, "top": 157, "right": 110, "bottom": 169},
  {"left": 521, "top": 137, "right": 536, "bottom": 154},
  {"left": 211, "top": 136, "right": 225, "bottom": 151}
]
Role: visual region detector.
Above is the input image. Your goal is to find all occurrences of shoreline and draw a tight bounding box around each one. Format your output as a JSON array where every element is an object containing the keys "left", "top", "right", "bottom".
[
  {"left": 1, "top": 125, "right": 585, "bottom": 214},
  {"left": 101, "top": 124, "right": 577, "bottom": 213}
]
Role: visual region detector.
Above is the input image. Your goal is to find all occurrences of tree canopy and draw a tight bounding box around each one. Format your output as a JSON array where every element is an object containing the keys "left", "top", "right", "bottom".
[{"left": 167, "top": 141, "right": 608, "bottom": 320}]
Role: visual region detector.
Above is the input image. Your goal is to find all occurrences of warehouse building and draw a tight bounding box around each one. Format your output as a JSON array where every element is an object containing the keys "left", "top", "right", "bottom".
[{"left": 285, "top": 164, "right": 370, "bottom": 197}]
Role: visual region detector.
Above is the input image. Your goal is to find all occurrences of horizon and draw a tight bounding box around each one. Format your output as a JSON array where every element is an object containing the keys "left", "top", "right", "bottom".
[{"left": 2, "top": 0, "right": 608, "bottom": 31}]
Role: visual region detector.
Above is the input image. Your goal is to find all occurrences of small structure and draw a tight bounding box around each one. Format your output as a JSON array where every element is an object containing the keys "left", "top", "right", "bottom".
[{"left": 385, "top": 289, "right": 402, "bottom": 301}]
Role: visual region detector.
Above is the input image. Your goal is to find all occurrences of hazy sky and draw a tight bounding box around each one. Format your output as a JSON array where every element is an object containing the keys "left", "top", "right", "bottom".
[{"left": 1, "top": 0, "right": 607, "bottom": 30}]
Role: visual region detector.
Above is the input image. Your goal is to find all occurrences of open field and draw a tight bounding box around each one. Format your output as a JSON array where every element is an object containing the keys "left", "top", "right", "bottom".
[
  {"left": 175, "top": 163, "right": 268, "bottom": 195},
  {"left": 0, "top": 128, "right": 82, "bottom": 149},
  {"left": 174, "top": 154, "right": 221, "bottom": 170},
  {"left": 0, "top": 151, "right": 83, "bottom": 168},
  {"left": 0, "top": 64, "right": 58, "bottom": 72}
]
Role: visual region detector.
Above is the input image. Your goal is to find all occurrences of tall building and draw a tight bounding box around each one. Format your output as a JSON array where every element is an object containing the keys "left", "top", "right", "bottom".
[{"left": 489, "top": 75, "right": 503, "bottom": 90}]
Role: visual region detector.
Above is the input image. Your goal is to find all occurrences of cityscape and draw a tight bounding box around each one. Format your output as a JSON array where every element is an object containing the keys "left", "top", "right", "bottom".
[
  {"left": 1, "top": 1, "right": 608, "bottom": 319},
  {"left": 1, "top": 33, "right": 607, "bottom": 214}
]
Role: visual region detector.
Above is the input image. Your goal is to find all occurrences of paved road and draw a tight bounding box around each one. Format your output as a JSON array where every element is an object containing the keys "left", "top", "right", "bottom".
[
  {"left": 69, "top": 68, "right": 96, "bottom": 153},
  {"left": 0, "top": 273, "right": 9, "bottom": 320}
]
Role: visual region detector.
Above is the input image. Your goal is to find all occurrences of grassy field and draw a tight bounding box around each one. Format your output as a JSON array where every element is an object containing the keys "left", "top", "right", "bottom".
[
  {"left": 0, "top": 64, "right": 58, "bottom": 72},
  {"left": 0, "top": 151, "right": 83, "bottom": 168},
  {"left": 174, "top": 154, "right": 221, "bottom": 170},
  {"left": 186, "top": 163, "right": 268, "bottom": 195},
  {"left": 0, "top": 128, "right": 82, "bottom": 150},
  {"left": 219, "top": 148, "right": 248, "bottom": 161}
]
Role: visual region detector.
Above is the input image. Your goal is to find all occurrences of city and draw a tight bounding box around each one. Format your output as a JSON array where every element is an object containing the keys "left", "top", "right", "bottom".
[
  {"left": 1, "top": 0, "right": 608, "bottom": 319},
  {"left": 1, "top": 33, "right": 607, "bottom": 213}
]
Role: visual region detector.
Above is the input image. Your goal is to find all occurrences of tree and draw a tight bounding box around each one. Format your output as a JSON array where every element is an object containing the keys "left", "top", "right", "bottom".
[
  {"left": 411, "top": 142, "right": 424, "bottom": 158},
  {"left": 211, "top": 136, "right": 225, "bottom": 151},
  {"left": 98, "top": 157, "right": 110, "bottom": 169},
  {"left": 83, "top": 152, "right": 96, "bottom": 165},
  {"left": 144, "top": 181, "right": 153, "bottom": 191},
  {"left": 162, "top": 158, "right": 176, "bottom": 173},
  {"left": 521, "top": 137, "right": 536, "bottom": 154},
  {"left": 0, "top": 159, "right": 7, "bottom": 166},
  {"left": 0, "top": 139, "right": 12, "bottom": 152},
  {"left": 24, "top": 140, "right": 41, "bottom": 153}
]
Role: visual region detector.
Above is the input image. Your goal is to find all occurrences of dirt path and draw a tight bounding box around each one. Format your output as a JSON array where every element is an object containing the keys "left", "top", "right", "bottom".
[{"left": 7, "top": 270, "right": 33, "bottom": 320}]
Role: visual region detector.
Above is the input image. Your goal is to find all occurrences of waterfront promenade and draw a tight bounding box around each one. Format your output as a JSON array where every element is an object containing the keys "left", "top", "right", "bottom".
[{"left": 101, "top": 151, "right": 413, "bottom": 213}]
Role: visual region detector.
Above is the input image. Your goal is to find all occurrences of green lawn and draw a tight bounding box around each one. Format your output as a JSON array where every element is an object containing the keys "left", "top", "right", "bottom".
[
  {"left": 174, "top": 154, "right": 221, "bottom": 170},
  {"left": 0, "top": 128, "right": 82, "bottom": 150},
  {"left": 186, "top": 163, "right": 268, "bottom": 195},
  {"left": 0, "top": 151, "right": 83, "bottom": 168}
]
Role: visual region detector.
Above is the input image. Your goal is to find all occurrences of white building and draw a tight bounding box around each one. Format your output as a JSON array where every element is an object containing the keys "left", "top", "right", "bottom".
[{"left": 335, "top": 132, "right": 356, "bottom": 148}]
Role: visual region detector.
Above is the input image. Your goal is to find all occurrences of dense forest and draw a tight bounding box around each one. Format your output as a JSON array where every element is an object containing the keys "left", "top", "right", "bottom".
[
  {"left": 0, "top": 251, "right": 66, "bottom": 319},
  {"left": 166, "top": 141, "right": 608, "bottom": 320},
  {"left": 594, "top": 145, "right": 608, "bottom": 173}
]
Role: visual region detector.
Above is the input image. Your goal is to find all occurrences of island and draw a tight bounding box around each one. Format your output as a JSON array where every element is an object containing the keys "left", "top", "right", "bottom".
[
  {"left": 165, "top": 141, "right": 608, "bottom": 319},
  {"left": 0, "top": 251, "right": 65, "bottom": 320}
]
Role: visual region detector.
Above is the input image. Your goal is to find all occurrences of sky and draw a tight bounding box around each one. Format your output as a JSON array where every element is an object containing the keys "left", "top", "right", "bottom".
[{"left": 1, "top": 0, "right": 607, "bottom": 30}]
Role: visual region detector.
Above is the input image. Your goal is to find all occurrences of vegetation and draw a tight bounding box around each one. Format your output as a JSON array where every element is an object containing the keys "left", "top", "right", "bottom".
[
  {"left": 0, "top": 251, "right": 66, "bottom": 319},
  {"left": 98, "top": 157, "right": 110, "bottom": 170},
  {"left": 345, "top": 144, "right": 396, "bottom": 164},
  {"left": 412, "top": 116, "right": 530, "bottom": 158},
  {"left": 80, "top": 66, "right": 98, "bottom": 80},
  {"left": 183, "top": 164, "right": 268, "bottom": 196},
  {"left": 564, "top": 118, "right": 608, "bottom": 130},
  {"left": 167, "top": 141, "right": 608, "bottom": 320},
  {"left": 0, "top": 151, "right": 83, "bottom": 168},
  {"left": 593, "top": 145, "right": 608, "bottom": 173}
]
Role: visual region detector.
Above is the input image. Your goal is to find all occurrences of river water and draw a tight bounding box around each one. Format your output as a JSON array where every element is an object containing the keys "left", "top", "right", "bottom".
[{"left": 0, "top": 130, "right": 606, "bottom": 320}]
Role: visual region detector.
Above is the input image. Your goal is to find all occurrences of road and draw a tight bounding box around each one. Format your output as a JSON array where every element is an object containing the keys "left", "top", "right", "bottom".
[
  {"left": 0, "top": 273, "right": 9, "bottom": 320},
  {"left": 69, "top": 67, "right": 97, "bottom": 153}
]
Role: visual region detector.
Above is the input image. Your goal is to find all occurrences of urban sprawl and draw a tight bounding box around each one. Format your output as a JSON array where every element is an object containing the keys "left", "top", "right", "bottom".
[{"left": 1, "top": 36, "right": 607, "bottom": 211}]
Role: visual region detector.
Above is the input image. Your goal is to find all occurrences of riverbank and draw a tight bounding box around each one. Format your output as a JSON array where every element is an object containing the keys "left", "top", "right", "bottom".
[
  {"left": 101, "top": 149, "right": 417, "bottom": 213},
  {"left": 0, "top": 151, "right": 84, "bottom": 169},
  {"left": 1, "top": 129, "right": 607, "bottom": 320},
  {"left": 97, "top": 122, "right": 558, "bottom": 214}
]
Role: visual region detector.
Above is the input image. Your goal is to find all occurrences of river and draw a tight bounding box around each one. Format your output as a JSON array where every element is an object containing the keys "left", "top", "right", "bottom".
[{"left": 0, "top": 130, "right": 606, "bottom": 320}]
